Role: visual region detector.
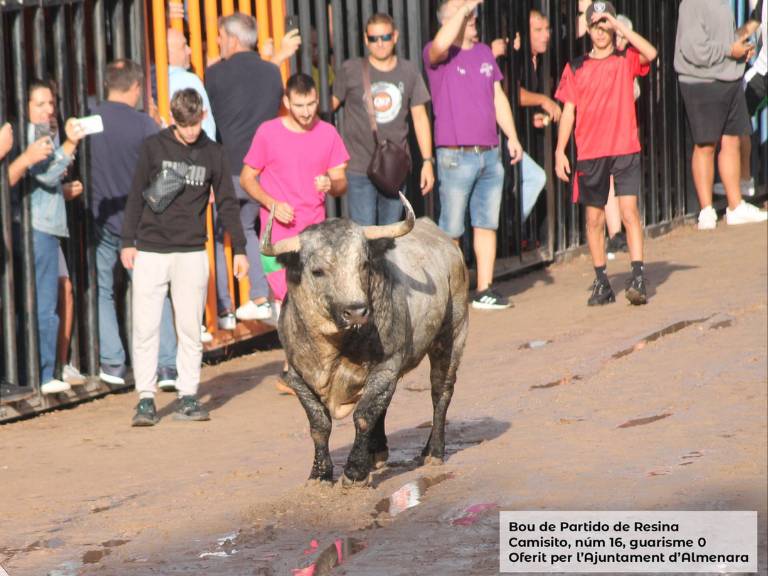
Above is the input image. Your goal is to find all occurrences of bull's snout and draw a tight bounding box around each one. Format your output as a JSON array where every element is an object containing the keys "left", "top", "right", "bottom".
[{"left": 342, "top": 303, "right": 369, "bottom": 327}]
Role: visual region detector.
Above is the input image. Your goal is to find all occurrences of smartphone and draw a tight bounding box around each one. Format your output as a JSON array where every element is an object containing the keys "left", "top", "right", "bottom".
[
  {"left": 285, "top": 14, "right": 299, "bottom": 32},
  {"left": 33, "top": 122, "right": 51, "bottom": 142},
  {"left": 77, "top": 114, "right": 104, "bottom": 136}
]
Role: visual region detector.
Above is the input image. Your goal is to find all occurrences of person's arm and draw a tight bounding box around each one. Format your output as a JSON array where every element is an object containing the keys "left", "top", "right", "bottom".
[
  {"left": 493, "top": 82, "right": 523, "bottom": 164},
  {"left": 601, "top": 13, "right": 657, "bottom": 64},
  {"left": 519, "top": 87, "right": 562, "bottom": 122},
  {"left": 411, "top": 104, "right": 435, "bottom": 195},
  {"left": 332, "top": 95, "right": 342, "bottom": 111},
  {"left": 266, "top": 30, "right": 302, "bottom": 67},
  {"left": 554, "top": 102, "right": 576, "bottom": 182},
  {"left": 0, "top": 123, "right": 12, "bottom": 160},
  {"left": 120, "top": 142, "right": 152, "bottom": 269},
  {"left": 8, "top": 137, "right": 54, "bottom": 186},
  {"left": 325, "top": 163, "right": 348, "bottom": 198},
  {"left": 240, "top": 164, "right": 295, "bottom": 225},
  {"left": 212, "top": 153, "right": 248, "bottom": 278},
  {"left": 428, "top": 0, "right": 484, "bottom": 65},
  {"left": 677, "top": 5, "right": 750, "bottom": 67}
]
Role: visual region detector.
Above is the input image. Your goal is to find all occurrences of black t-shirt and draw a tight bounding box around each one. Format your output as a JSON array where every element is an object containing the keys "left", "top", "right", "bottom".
[{"left": 205, "top": 51, "right": 283, "bottom": 174}]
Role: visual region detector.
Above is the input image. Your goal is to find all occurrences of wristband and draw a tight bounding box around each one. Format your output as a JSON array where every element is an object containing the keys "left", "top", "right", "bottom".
[{"left": 423, "top": 157, "right": 435, "bottom": 164}]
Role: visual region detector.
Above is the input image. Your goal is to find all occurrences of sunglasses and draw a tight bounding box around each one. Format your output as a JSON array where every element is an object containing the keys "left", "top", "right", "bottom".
[{"left": 367, "top": 33, "right": 394, "bottom": 43}]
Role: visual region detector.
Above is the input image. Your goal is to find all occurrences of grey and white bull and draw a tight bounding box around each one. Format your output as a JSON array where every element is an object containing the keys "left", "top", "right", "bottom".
[{"left": 261, "top": 193, "right": 469, "bottom": 486}]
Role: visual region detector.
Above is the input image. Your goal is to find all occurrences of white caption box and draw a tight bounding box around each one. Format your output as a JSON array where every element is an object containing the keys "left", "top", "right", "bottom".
[{"left": 499, "top": 511, "right": 757, "bottom": 573}]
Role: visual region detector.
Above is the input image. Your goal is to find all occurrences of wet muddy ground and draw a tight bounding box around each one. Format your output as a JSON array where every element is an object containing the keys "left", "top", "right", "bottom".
[{"left": 1, "top": 221, "right": 766, "bottom": 575}]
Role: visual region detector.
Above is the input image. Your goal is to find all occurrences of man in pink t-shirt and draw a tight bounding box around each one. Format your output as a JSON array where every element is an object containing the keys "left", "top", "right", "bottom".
[{"left": 241, "top": 73, "right": 349, "bottom": 305}]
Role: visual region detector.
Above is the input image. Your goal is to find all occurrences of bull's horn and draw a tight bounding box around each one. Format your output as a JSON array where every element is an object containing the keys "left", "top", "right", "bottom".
[
  {"left": 363, "top": 191, "right": 415, "bottom": 240},
  {"left": 260, "top": 203, "right": 301, "bottom": 256}
]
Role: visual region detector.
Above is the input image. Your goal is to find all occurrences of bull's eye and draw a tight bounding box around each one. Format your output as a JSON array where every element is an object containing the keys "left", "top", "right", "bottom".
[{"left": 311, "top": 268, "right": 326, "bottom": 278}]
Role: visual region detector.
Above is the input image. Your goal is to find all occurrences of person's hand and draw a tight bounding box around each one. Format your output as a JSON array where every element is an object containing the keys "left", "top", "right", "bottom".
[
  {"left": 272, "top": 201, "right": 295, "bottom": 225},
  {"left": 280, "top": 29, "right": 302, "bottom": 58},
  {"left": 491, "top": 37, "right": 508, "bottom": 59},
  {"left": 513, "top": 31, "right": 521, "bottom": 51},
  {"left": 555, "top": 150, "right": 571, "bottom": 182},
  {"left": 261, "top": 38, "right": 275, "bottom": 60},
  {"left": 420, "top": 162, "right": 435, "bottom": 195},
  {"left": 148, "top": 97, "right": 164, "bottom": 127},
  {"left": 64, "top": 118, "right": 85, "bottom": 144},
  {"left": 314, "top": 174, "right": 331, "bottom": 194},
  {"left": 168, "top": 0, "right": 184, "bottom": 20},
  {"left": 592, "top": 11, "right": 617, "bottom": 31},
  {"left": 233, "top": 254, "right": 249, "bottom": 280},
  {"left": 533, "top": 113, "right": 550, "bottom": 129},
  {"left": 63, "top": 180, "right": 83, "bottom": 200},
  {"left": 120, "top": 247, "right": 138, "bottom": 270},
  {"left": 463, "top": 0, "right": 484, "bottom": 16},
  {"left": 0, "top": 122, "right": 13, "bottom": 159},
  {"left": 24, "top": 136, "right": 54, "bottom": 165},
  {"left": 507, "top": 138, "right": 523, "bottom": 165},
  {"left": 730, "top": 37, "right": 754, "bottom": 60},
  {"left": 541, "top": 98, "right": 562, "bottom": 123}
]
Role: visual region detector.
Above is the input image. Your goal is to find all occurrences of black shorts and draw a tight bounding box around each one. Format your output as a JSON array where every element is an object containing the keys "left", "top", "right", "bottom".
[
  {"left": 575, "top": 153, "right": 641, "bottom": 208},
  {"left": 679, "top": 80, "right": 751, "bottom": 144},
  {"left": 745, "top": 71, "right": 767, "bottom": 117}
]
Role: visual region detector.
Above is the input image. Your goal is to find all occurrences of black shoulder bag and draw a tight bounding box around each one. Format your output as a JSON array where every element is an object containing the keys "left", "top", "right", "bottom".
[
  {"left": 362, "top": 59, "right": 411, "bottom": 198},
  {"left": 142, "top": 145, "right": 201, "bottom": 214}
]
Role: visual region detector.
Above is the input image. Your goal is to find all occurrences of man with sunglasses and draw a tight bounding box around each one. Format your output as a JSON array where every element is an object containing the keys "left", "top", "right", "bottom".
[
  {"left": 332, "top": 13, "right": 433, "bottom": 226},
  {"left": 425, "top": 0, "right": 524, "bottom": 311},
  {"left": 554, "top": 1, "right": 656, "bottom": 306}
]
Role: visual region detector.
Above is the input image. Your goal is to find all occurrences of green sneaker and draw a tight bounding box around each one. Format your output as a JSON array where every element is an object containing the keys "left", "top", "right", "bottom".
[
  {"left": 173, "top": 395, "right": 210, "bottom": 421},
  {"left": 132, "top": 398, "right": 159, "bottom": 427}
]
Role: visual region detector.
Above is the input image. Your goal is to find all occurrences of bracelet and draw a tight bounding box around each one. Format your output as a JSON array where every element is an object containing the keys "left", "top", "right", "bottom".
[{"left": 423, "top": 157, "right": 435, "bottom": 164}]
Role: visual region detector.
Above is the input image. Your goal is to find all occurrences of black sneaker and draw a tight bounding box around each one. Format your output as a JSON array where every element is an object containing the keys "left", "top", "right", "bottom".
[
  {"left": 132, "top": 398, "right": 159, "bottom": 427},
  {"left": 587, "top": 278, "right": 615, "bottom": 306},
  {"left": 472, "top": 288, "right": 512, "bottom": 310},
  {"left": 173, "top": 395, "right": 210, "bottom": 421},
  {"left": 625, "top": 275, "right": 648, "bottom": 306}
]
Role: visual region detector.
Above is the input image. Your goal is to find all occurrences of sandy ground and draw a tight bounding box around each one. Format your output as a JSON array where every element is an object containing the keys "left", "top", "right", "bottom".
[{"left": 1, "top": 221, "right": 766, "bottom": 576}]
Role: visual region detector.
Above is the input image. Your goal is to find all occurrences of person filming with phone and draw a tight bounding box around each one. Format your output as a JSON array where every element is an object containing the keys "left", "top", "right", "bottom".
[{"left": 8, "top": 78, "right": 86, "bottom": 395}]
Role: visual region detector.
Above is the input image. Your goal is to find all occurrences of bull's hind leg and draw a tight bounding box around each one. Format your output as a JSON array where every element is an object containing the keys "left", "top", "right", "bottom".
[
  {"left": 288, "top": 368, "right": 334, "bottom": 483},
  {"left": 421, "top": 320, "right": 467, "bottom": 465}
]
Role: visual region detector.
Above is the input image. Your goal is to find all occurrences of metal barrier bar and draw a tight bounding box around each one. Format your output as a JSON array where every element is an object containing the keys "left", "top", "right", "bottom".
[
  {"left": 152, "top": 0, "right": 170, "bottom": 122},
  {"left": 347, "top": 0, "right": 360, "bottom": 59},
  {"left": 33, "top": 7, "right": 47, "bottom": 78},
  {"left": 222, "top": 0, "right": 235, "bottom": 17},
  {"left": 392, "top": 0, "right": 405, "bottom": 60},
  {"left": 93, "top": 0, "right": 108, "bottom": 102},
  {"left": 238, "top": 0, "right": 252, "bottom": 16},
  {"left": 297, "top": 0, "right": 312, "bottom": 74},
  {"left": 188, "top": 0, "right": 205, "bottom": 77},
  {"left": 256, "top": 0, "right": 270, "bottom": 54},
  {"left": 205, "top": 0, "right": 220, "bottom": 63},
  {"left": 112, "top": 0, "right": 127, "bottom": 59}
]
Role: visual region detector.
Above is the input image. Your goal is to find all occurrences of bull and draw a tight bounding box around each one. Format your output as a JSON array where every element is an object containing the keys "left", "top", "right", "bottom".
[{"left": 261, "top": 193, "right": 469, "bottom": 486}]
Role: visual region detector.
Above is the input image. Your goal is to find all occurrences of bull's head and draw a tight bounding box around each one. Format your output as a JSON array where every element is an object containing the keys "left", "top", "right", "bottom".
[{"left": 261, "top": 193, "right": 415, "bottom": 334}]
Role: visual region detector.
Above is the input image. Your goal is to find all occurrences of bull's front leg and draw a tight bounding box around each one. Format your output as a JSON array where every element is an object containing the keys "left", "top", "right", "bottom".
[
  {"left": 286, "top": 367, "right": 334, "bottom": 483},
  {"left": 342, "top": 364, "right": 399, "bottom": 487}
]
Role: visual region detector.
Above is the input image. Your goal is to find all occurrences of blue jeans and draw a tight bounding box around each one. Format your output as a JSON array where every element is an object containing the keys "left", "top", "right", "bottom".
[
  {"left": 521, "top": 152, "right": 547, "bottom": 221},
  {"left": 436, "top": 147, "right": 505, "bottom": 238},
  {"left": 346, "top": 172, "right": 404, "bottom": 226},
  {"left": 33, "top": 229, "right": 60, "bottom": 384},
  {"left": 214, "top": 177, "right": 270, "bottom": 313},
  {"left": 96, "top": 226, "right": 176, "bottom": 369}
]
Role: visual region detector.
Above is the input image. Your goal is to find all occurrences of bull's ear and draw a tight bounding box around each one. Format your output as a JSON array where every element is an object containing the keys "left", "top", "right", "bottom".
[{"left": 368, "top": 238, "right": 396, "bottom": 260}]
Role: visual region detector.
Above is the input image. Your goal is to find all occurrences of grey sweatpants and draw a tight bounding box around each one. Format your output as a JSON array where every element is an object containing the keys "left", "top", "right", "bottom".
[{"left": 132, "top": 250, "right": 208, "bottom": 397}]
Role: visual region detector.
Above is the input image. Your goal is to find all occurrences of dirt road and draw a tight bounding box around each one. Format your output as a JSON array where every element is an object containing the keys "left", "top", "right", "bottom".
[{"left": 1, "top": 221, "right": 766, "bottom": 576}]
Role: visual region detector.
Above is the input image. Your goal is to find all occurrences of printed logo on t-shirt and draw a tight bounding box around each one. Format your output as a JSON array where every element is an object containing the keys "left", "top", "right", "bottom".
[
  {"left": 480, "top": 62, "right": 494, "bottom": 78},
  {"left": 457, "top": 66, "right": 467, "bottom": 75},
  {"left": 162, "top": 160, "right": 208, "bottom": 187},
  {"left": 371, "top": 81, "right": 404, "bottom": 124}
]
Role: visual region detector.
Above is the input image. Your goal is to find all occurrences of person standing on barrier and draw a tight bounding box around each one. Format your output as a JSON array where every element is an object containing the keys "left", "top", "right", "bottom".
[
  {"left": 675, "top": 0, "right": 768, "bottom": 230},
  {"left": 554, "top": 1, "right": 657, "bottom": 307},
  {"left": 240, "top": 73, "right": 348, "bottom": 394},
  {"left": 89, "top": 60, "right": 179, "bottom": 391},
  {"left": 8, "top": 79, "right": 85, "bottom": 394},
  {"left": 121, "top": 89, "right": 248, "bottom": 426},
  {"left": 332, "top": 12, "right": 434, "bottom": 225},
  {"left": 206, "top": 13, "right": 298, "bottom": 329},
  {"left": 425, "top": 0, "right": 524, "bottom": 311}
]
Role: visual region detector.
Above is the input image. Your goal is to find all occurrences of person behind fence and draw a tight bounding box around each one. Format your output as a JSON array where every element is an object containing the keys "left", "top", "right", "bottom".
[
  {"left": 332, "top": 12, "right": 434, "bottom": 226},
  {"left": 674, "top": 0, "right": 768, "bottom": 230},
  {"left": 554, "top": 1, "right": 657, "bottom": 307},
  {"left": 0, "top": 122, "right": 12, "bottom": 160},
  {"left": 206, "top": 13, "right": 298, "bottom": 329},
  {"left": 424, "top": 0, "right": 524, "bottom": 311},
  {"left": 239, "top": 73, "right": 348, "bottom": 395},
  {"left": 121, "top": 88, "right": 249, "bottom": 426},
  {"left": 89, "top": 59, "right": 179, "bottom": 391},
  {"left": 168, "top": 28, "right": 216, "bottom": 141},
  {"left": 8, "top": 79, "right": 85, "bottom": 394}
]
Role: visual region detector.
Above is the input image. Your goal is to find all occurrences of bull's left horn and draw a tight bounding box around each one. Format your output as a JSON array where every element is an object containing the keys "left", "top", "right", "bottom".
[
  {"left": 363, "top": 191, "right": 415, "bottom": 240},
  {"left": 261, "top": 203, "right": 301, "bottom": 256}
]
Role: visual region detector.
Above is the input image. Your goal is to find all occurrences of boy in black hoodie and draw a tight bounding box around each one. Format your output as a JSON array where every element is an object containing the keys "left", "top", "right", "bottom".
[{"left": 121, "top": 88, "right": 248, "bottom": 426}]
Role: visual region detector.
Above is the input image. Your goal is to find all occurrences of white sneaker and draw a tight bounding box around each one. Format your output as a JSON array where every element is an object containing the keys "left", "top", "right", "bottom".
[
  {"left": 697, "top": 206, "right": 718, "bottom": 230},
  {"left": 713, "top": 182, "right": 726, "bottom": 196},
  {"left": 218, "top": 312, "right": 236, "bottom": 330},
  {"left": 200, "top": 325, "right": 213, "bottom": 343},
  {"left": 726, "top": 200, "right": 768, "bottom": 225},
  {"left": 62, "top": 364, "right": 87, "bottom": 385},
  {"left": 40, "top": 379, "right": 71, "bottom": 394},
  {"left": 235, "top": 300, "right": 272, "bottom": 321},
  {"left": 740, "top": 178, "right": 756, "bottom": 197}
]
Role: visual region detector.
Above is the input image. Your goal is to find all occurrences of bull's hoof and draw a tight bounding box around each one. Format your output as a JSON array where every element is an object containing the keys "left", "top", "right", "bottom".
[
  {"left": 372, "top": 449, "right": 389, "bottom": 470},
  {"left": 423, "top": 455, "right": 444, "bottom": 466},
  {"left": 305, "top": 478, "right": 334, "bottom": 488},
  {"left": 339, "top": 472, "right": 372, "bottom": 488}
]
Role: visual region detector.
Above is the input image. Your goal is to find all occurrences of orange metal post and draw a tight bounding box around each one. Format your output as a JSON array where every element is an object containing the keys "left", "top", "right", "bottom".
[
  {"left": 255, "top": 0, "right": 270, "bottom": 53},
  {"left": 169, "top": 0, "right": 184, "bottom": 31},
  {"left": 238, "top": 0, "right": 252, "bottom": 16},
  {"left": 222, "top": 0, "right": 235, "bottom": 16},
  {"left": 188, "top": 0, "right": 205, "bottom": 77},
  {"left": 204, "top": 0, "right": 220, "bottom": 63},
  {"left": 152, "top": 0, "right": 170, "bottom": 123},
  {"left": 270, "top": 0, "right": 288, "bottom": 81}
]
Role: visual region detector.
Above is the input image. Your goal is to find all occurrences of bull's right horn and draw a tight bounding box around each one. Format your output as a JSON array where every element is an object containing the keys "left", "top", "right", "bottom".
[
  {"left": 363, "top": 191, "right": 415, "bottom": 240},
  {"left": 261, "top": 203, "right": 301, "bottom": 256}
]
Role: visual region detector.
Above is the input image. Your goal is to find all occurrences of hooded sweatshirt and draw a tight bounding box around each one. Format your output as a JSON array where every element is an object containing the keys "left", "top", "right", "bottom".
[
  {"left": 122, "top": 127, "right": 246, "bottom": 254},
  {"left": 674, "top": 0, "right": 746, "bottom": 83}
]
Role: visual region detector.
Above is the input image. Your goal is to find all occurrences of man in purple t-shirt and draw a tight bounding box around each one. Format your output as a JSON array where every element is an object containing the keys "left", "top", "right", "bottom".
[{"left": 424, "top": 0, "right": 523, "bottom": 311}]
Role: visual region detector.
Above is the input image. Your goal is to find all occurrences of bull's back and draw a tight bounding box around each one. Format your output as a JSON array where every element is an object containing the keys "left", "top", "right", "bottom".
[{"left": 386, "top": 219, "right": 468, "bottom": 367}]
